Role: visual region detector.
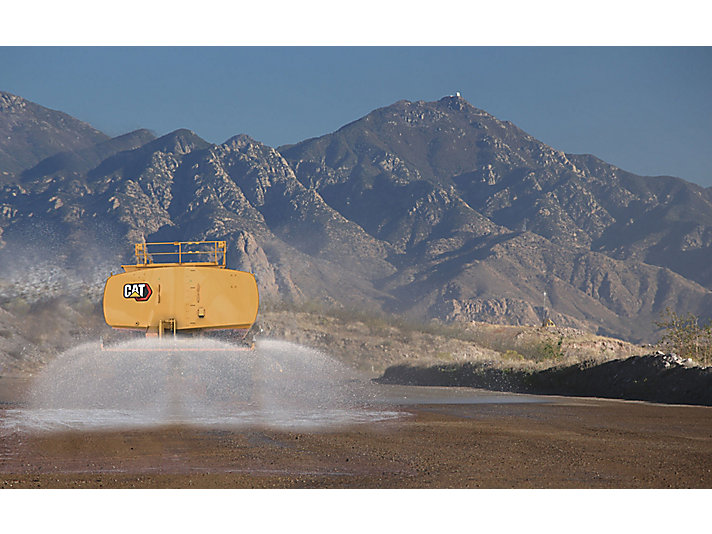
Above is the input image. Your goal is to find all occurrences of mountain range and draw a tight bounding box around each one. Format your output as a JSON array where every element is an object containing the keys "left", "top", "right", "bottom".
[{"left": 1, "top": 89, "right": 711, "bottom": 342}]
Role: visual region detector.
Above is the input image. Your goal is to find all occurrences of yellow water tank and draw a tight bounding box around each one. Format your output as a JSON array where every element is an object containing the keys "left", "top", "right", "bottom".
[{"left": 103, "top": 241, "right": 259, "bottom": 335}]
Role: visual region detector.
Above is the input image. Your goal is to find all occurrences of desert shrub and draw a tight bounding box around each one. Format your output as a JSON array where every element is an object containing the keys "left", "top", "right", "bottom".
[
  {"left": 655, "top": 308, "right": 712, "bottom": 366},
  {"left": 503, "top": 349, "right": 524, "bottom": 361},
  {"left": 534, "top": 336, "right": 564, "bottom": 361}
]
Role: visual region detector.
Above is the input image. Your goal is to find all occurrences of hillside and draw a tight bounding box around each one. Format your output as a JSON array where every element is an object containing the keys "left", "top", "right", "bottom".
[{"left": 0, "top": 91, "right": 108, "bottom": 178}]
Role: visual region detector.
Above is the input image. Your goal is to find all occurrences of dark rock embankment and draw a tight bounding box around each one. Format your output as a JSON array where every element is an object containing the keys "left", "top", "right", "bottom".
[{"left": 377, "top": 353, "right": 712, "bottom": 406}]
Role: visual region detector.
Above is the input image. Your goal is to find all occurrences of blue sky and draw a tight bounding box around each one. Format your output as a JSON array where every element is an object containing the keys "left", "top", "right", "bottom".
[{"left": 1, "top": 46, "right": 711, "bottom": 186}]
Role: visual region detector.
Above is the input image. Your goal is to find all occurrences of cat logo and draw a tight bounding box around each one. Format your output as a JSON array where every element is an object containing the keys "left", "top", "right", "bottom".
[{"left": 123, "top": 283, "right": 152, "bottom": 301}]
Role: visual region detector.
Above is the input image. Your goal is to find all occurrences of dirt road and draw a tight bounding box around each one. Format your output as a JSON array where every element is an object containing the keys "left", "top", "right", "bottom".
[{"left": 1, "top": 379, "right": 711, "bottom": 488}]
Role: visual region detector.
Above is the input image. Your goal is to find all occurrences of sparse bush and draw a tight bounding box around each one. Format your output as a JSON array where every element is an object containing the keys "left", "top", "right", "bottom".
[
  {"left": 435, "top": 351, "right": 454, "bottom": 361},
  {"left": 535, "top": 336, "right": 564, "bottom": 361},
  {"left": 503, "top": 349, "right": 524, "bottom": 361},
  {"left": 655, "top": 308, "right": 712, "bottom": 366}
]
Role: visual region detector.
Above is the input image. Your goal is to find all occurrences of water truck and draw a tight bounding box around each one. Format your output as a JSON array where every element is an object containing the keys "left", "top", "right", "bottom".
[{"left": 102, "top": 241, "right": 259, "bottom": 345}]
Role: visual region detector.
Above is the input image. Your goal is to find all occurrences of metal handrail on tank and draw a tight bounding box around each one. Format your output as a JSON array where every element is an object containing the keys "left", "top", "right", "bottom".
[{"left": 134, "top": 241, "right": 227, "bottom": 268}]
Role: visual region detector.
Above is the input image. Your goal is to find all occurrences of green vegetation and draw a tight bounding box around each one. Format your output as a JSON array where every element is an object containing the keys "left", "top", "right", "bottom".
[
  {"left": 655, "top": 308, "right": 712, "bottom": 366},
  {"left": 535, "top": 336, "right": 564, "bottom": 361}
]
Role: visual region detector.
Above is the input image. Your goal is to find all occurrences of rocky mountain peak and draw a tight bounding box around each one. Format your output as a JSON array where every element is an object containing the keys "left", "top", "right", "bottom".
[
  {"left": 437, "top": 93, "right": 470, "bottom": 111},
  {"left": 376, "top": 95, "right": 495, "bottom": 125},
  {"left": 0, "top": 91, "right": 28, "bottom": 112},
  {"left": 0, "top": 90, "right": 109, "bottom": 175},
  {"left": 115, "top": 128, "right": 155, "bottom": 142},
  {"left": 144, "top": 129, "right": 209, "bottom": 155},
  {"left": 223, "top": 134, "right": 260, "bottom": 150}
]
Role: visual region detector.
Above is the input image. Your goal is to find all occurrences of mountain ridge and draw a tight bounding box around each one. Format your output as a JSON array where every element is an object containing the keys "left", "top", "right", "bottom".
[
  {"left": 2, "top": 92, "right": 711, "bottom": 343},
  {"left": 0, "top": 90, "right": 109, "bottom": 177}
]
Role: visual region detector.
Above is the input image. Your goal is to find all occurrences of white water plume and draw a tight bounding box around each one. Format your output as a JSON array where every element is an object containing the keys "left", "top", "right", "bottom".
[{"left": 1, "top": 338, "right": 399, "bottom": 433}]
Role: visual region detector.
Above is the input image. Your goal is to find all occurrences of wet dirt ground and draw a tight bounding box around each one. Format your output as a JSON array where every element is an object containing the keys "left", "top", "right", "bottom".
[{"left": 1, "top": 378, "right": 711, "bottom": 488}]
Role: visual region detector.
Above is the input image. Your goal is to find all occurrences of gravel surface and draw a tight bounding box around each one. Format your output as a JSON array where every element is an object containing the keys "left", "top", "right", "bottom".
[{"left": 2, "top": 379, "right": 711, "bottom": 488}]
